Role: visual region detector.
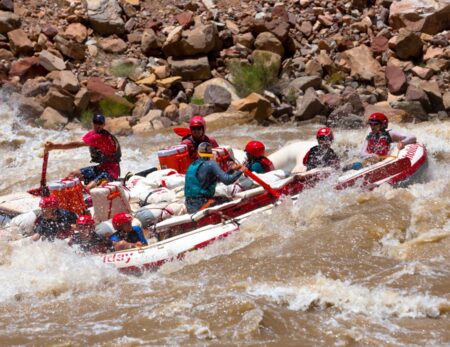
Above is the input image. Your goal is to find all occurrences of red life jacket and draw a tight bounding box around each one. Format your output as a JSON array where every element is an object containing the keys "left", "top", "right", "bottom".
[
  {"left": 366, "top": 130, "right": 392, "bottom": 156},
  {"left": 259, "top": 156, "right": 275, "bottom": 172}
]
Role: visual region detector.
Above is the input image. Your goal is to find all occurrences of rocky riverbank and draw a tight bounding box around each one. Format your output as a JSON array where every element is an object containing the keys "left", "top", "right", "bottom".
[{"left": 0, "top": 0, "right": 448, "bottom": 134}]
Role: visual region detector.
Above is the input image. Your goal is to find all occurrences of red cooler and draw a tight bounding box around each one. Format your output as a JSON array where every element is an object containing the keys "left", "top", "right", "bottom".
[
  {"left": 158, "top": 145, "right": 191, "bottom": 174},
  {"left": 48, "top": 177, "right": 86, "bottom": 215}
]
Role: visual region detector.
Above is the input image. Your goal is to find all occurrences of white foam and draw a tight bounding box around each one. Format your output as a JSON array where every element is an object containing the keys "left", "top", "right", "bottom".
[{"left": 247, "top": 274, "right": 448, "bottom": 319}]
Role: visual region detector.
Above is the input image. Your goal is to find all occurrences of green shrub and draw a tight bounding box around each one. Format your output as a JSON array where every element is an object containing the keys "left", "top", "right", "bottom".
[
  {"left": 227, "top": 53, "right": 279, "bottom": 97},
  {"left": 190, "top": 96, "right": 204, "bottom": 105},
  {"left": 99, "top": 96, "right": 133, "bottom": 117},
  {"left": 326, "top": 71, "right": 344, "bottom": 85},
  {"left": 80, "top": 109, "right": 94, "bottom": 128},
  {"left": 110, "top": 61, "right": 137, "bottom": 78}
]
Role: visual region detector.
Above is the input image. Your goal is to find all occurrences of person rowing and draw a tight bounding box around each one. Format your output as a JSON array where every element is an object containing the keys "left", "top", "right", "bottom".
[
  {"left": 44, "top": 114, "right": 121, "bottom": 191},
  {"left": 360, "top": 112, "right": 416, "bottom": 164},
  {"left": 184, "top": 142, "right": 244, "bottom": 213},
  {"left": 31, "top": 196, "right": 77, "bottom": 241},
  {"left": 303, "top": 127, "right": 340, "bottom": 171},
  {"left": 109, "top": 212, "right": 148, "bottom": 251},
  {"left": 181, "top": 115, "right": 219, "bottom": 161},
  {"left": 68, "top": 215, "right": 113, "bottom": 254},
  {"left": 244, "top": 141, "right": 274, "bottom": 173}
]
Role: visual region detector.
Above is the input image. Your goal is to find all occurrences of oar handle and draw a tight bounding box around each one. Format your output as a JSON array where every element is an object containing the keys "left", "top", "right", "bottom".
[{"left": 40, "top": 151, "right": 50, "bottom": 196}]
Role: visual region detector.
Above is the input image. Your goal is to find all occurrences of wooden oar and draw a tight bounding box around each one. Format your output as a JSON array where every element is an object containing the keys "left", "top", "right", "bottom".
[
  {"left": 241, "top": 166, "right": 281, "bottom": 199},
  {"left": 28, "top": 152, "right": 50, "bottom": 197}
]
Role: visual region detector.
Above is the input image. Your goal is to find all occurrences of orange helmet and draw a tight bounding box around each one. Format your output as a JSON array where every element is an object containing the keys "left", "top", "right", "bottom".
[
  {"left": 245, "top": 141, "right": 265, "bottom": 157},
  {"left": 76, "top": 215, "right": 95, "bottom": 226},
  {"left": 189, "top": 115, "right": 206, "bottom": 129},
  {"left": 39, "top": 195, "right": 59, "bottom": 209},
  {"left": 368, "top": 112, "right": 388, "bottom": 128},
  {"left": 112, "top": 212, "right": 133, "bottom": 229},
  {"left": 316, "top": 127, "right": 334, "bottom": 141}
]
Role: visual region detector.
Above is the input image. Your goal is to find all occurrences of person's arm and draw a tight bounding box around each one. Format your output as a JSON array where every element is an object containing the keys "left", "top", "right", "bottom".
[
  {"left": 208, "top": 161, "right": 243, "bottom": 185},
  {"left": 359, "top": 139, "right": 377, "bottom": 159},
  {"left": 181, "top": 138, "right": 196, "bottom": 159},
  {"left": 133, "top": 226, "right": 148, "bottom": 245},
  {"left": 389, "top": 130, "right": 416, "bottom": 149},
  {"left": 45, "top": 140, "right": 87, "bottom": 152}
]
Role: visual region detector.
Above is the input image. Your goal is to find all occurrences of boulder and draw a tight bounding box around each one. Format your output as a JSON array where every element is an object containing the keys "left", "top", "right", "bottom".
[
  {"left": 54, "top": 35, "right": 86, "bottom": 61},
  {"left": 204, "top": 84, "right": 232, "bottom": 110},
  {"left": 390, "top": 100, "right": 428, "bottom": 121},
  {"left": 443, "top": 92, "right": 450, "bottom": 111},
  {"left": 410, "top": 79, "right": 444, "bottom": 111},
  {"left": 168, "top": 56, "right": 211, "bottom": 81},
  {"left": 287, "top": 76, "right": 322, "bottom": 92},
  {"left": 389, "top": 0, "right": 450, "bottom": 34},
  {"left": 385, "top": 65, "right": 407, "bottom": 94},
  {"left": 405, "top": 85, "right": 432, "bottom": 112},
  {"left": 364, "top": 103, "right": 411, "bottom": 123},
  {"left": 395, "top": 29, "right": 423, "bottom": 60},
  {"left": 39, "top": 107, "right": 68, "bottom": 129},
  {"left": 193, "top": 77, "right": 240, "bottom": 101},
  {"left": 74, "top": 88, "right": 90, "bottom": 111},
  {"left": 105, "top": 116, "right": 133, "bottom": 136},
  {"left": 62, "top": 23, "right": 88, "bottom": 43},
  {"left": 141, "top": 28, "right": 160, "bottom": 56},
  {"left": 9, "top": 56, "right": 46, "bottom": 79},
  {"left": 98, "top": 37, "right": 127, "bottom": 53},
  {"left": 340, "top": 44, "right": 383, "bottom": 82},
  {"left": 295, "top": 87, "right": 324, "bottom": 121},
  {"left": 86, "top": 76, "right": 117, "bottom": 102},
  {"left": 162, "top": 23, "right": 219, "bottom": 57},
  {"left": 21, "top": 78, "right": 51, "bottom": 97},
  {"left": 39, "top": 50, "right": 66, "bottom": 71},
  {"left": 233, "top": 33, "right": 254, "bottom": 49},
  {"left": 254, "top": 31, "right": 284, "bottom": 57},
  {"left": 230, "top": 92, "right": 272, "bottom": 122},
  {"left": 43, "top": 88, "right": 75, "bottom": 113},
  {"left": 0, "top": 0, "right": 13, "bottom": 11},
  {"left": 163, "top": 104, "right": 179, "bottom": 121},
  {"left": 47, "top": 70, "right": 80, "bottom": 93},
  {"left": 200, "top": 111, "right": 255, "bottom": 131},
  {"left": 0, "top": 10, "right": 20, "bottom": 34},
  {"left": 12, "top": 93, "right": 45, "bottom": 119},
  {"left": 411, "top": 66, "right": 433, "bottom": 80},
  {"left": 371, "top": 36, "right": 389, "bottom": 53},
  {"left": 86, "top": 0, "right": 125, "bottom": 35},
  {"left": 7, "top": 29, "right": 33, "bottom": 56}
]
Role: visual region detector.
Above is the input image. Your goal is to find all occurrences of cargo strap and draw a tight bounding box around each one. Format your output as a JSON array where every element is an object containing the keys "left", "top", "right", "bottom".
[{"left": 104, "top": 184, "right": 129, "bottom": 219}]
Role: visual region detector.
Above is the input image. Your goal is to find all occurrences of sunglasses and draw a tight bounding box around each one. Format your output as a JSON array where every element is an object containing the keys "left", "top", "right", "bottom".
[
  {"left": 191, "top": 126, "right": 203, "bottom": 131},
  {"left": 317, "top": 136, "right": 331, "bottom": 141},
  {"left": 368, "top": 121, "right": 381, "bottom": 125}
]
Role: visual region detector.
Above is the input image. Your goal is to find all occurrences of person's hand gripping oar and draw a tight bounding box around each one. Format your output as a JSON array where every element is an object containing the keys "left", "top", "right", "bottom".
[{"left": 27, "top": 149, "right": 50, "bottom": 197}]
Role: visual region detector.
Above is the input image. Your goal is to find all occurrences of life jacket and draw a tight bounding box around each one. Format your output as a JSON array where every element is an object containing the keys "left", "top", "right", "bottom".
[
  {"left": 304, "top": 145, "right": 339, "bottom": 171},
  {"left": 246, "top": 156, "right": 274, "bottom": 173},
  {"left": 366, "top": 130, "right": 392, "bottom": 155},
  {"left": 184, "top": 160, "right": 216, "bottom": 199},
  {"left": 182, "top": 134, "right": 218, "bottom": 150},
  {"left": 89, "top": 130, "right": 122, "bottom": 164}
]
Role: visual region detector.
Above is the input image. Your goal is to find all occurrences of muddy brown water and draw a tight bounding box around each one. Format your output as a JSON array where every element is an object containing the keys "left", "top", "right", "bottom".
[{"left": 0, "top": 104, "right": 449, "bottom": 346}]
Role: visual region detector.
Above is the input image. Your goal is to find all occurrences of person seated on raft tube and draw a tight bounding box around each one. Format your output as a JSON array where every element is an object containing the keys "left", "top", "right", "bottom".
[
  {"left": 181, "top": 115, "right": 219, "bottom": 161},
  {"left": 68, "top": 215, "right": 113, "bottom": 254},
  {"left": 360, "top": 112, "right": 417, "bottom": 164},
  {"left": 244, "top": 141, "right": 275, "bottom": 173},
  {"left": 185, "top": 142, "right": 245, "bottom": 214},
  {"left": 303, "top": 127, "right": 340, "bottom": 171},
  {"left": 44, "top": 114, "right": 121, "bottom": 191},
  {"left": 109, "top": 212, "right": 148, "bottom": 251},
  {"left": 31, "top": 196, "right": 77, "bottom": 242}
]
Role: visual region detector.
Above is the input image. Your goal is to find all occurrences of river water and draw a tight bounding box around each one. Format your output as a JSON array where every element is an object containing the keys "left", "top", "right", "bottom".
[{"left": 0, "top": 101, "right": 449, "bottom": 346}]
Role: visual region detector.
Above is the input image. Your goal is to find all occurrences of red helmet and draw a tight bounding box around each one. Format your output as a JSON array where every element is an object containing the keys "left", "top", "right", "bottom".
[
  {"left": 112, "top": 212, "right": 133, "bottom": 229},
  {"left": 39, "top": 195, "right": 59, "bottom": 209},
  {"left": 368, "top": 112, "right": 388, "bottom": 128},
  {"left": 76, "top": 215, "right": 95, "bottom": 226},
  {"left": 316, "top": 127, "right": 334, "bottom": 141},
  {"left": 245, "top": 141, "right": 265, "bottom": 157},
  {"left": 189, "top": 115, "right": 206, "bottom": 129}
]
